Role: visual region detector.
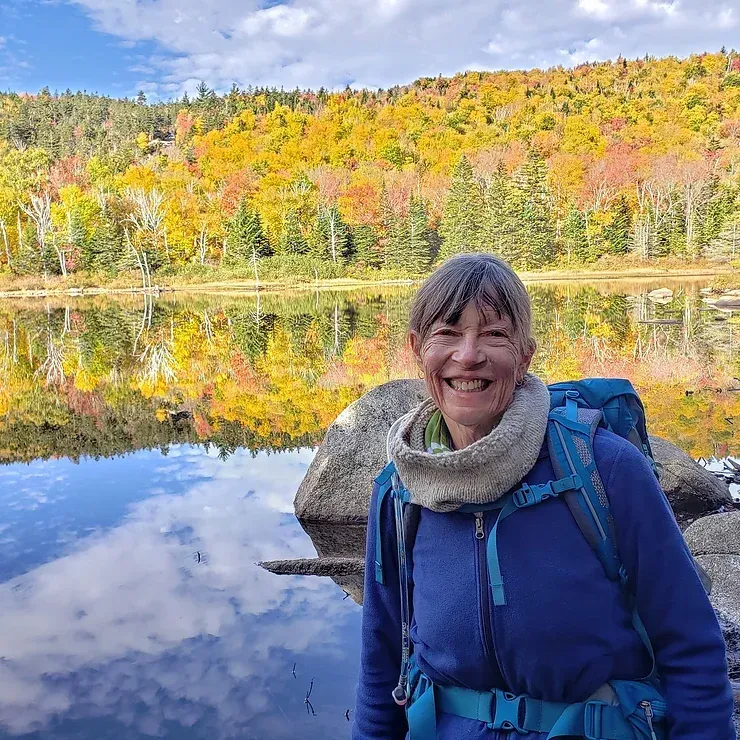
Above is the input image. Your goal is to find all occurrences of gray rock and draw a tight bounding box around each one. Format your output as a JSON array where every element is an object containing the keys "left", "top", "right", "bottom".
[
  {"left": 294, "top": 379, "right": 733, "bottom": 527},
  {"left": 258, "top": 557, "right": 364, "bottom": 576},
  {"left": 259, "top": 556, "right": 365, "bottom": 604},
  {"left": 684, "top": 512, "right": 740, "bottom": 556},
  {"left": 294, "top": 379, "right": 427, "bottom": 523},
  {"left": 695, "top": 555, "right": 740, "bottom": 625},
  {"left": 715, "top": 296, "right": 740, "bottom": 310},
  {"left": 719, "top": 613, "right": 740, "bottom": 680},
  {"left": 649, "top": 436, "right": 733, "bottom": 527}
]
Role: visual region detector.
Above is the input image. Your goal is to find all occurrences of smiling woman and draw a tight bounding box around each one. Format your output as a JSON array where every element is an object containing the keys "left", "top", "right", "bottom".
[
  {"left": 352, "top": 254, "right": 735, "bottom": 740},
  {"left": 408, "top": 255, "right": 537, "bottom": 450}
]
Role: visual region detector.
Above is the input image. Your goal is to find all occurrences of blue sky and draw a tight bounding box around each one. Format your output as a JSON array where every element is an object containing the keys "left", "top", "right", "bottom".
[
  {"left": 0, "top": 1, "right": 160, "bottom": 96},
  {"left": 1, "top": 0, "right": 738, "bottom": 100}
]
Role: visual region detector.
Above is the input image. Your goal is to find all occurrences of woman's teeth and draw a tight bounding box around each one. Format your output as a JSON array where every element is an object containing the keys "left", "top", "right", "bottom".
[{"left": 447, "top": 379, "right": 489, "bottom": 392}]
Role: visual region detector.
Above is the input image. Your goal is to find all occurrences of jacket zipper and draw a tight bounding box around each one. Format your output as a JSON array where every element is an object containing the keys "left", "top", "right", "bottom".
[
  {"left": 639, "top": 701, "right": 658, "bottom": 740},
  {"left": 474, "top": 512, "right": 495, "bottom": 663}
]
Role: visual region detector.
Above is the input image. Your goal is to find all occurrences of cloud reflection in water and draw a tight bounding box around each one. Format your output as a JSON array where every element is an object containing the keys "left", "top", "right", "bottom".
[{"left": 0, "top": 446, "right": 361, "bottom": 739}]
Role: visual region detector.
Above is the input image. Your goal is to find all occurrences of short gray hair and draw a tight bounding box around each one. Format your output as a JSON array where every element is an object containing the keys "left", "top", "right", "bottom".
[{"left": 409, "top": 254, "right": 536, "bottom": 356}]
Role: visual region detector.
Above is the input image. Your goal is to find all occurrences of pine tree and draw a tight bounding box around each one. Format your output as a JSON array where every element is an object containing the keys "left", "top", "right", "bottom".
[
  {"left": 697, "top": 177, "right": 734, "bottom": 253},
  {"left": 603, "top": 196, "right": 631, "bottom": 255},
  {"left": 225, "top": 199, "right": 270, "bottom": 264},
  {"left": 706, "top": 215, "right": 740, "bottom": 262},
  {"left": 15, "top": 223, "right": 42, "bottom": 275},
  {"left": 90, "top": 216, "right": 123, "bottom": 274},
  {"left": 352, "top": 225, "right": 381, "bottom": 268},
  {"left": 511, "top": 150, "right": 556, "bottom": 268},
  {"left": 380, "top": 189, "right": 404, "bottom": 269},
  {"left": 439, "top": 155, "right": 484, "bottom": 258},
  {"left": 278, "top": 209, "right": 309, "bottom": 255},
  {"left": 405, "top": 196, "right": 433, "bottom": 274},
  {"left": 479, "top": 164, "right": 519, "bottom": 262},
  {"left": 561, "top": 207, "right": 589, "bottom": 262}
]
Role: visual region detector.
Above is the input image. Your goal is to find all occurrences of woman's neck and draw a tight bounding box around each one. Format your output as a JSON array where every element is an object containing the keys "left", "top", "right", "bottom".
[{"left": 445, "top": 414, "right": 502, "bottom": 450}]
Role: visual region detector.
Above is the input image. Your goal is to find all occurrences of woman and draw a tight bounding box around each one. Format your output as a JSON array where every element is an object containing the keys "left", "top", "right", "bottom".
[{"left": 352, "top": 254, "right": 735, "bottom": 739}]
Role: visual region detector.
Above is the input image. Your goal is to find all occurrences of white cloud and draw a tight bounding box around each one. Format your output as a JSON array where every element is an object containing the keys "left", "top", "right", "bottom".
[
  {"left": 65, "top": 0, "right": 738, "bottom": 96},
  {"left": 0, "top": 447, "right": 361, "bottom": 737}
]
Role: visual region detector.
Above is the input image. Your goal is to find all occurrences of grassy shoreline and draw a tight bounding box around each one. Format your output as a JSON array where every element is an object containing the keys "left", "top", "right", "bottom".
[{"left": 0, "top": 265, "right": 735, "bottom": 299}]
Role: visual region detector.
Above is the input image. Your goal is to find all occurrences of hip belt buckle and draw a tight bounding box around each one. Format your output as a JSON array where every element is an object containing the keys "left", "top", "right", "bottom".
[{"left": 491, "top": 690, "right": 527, "bottom": 735}]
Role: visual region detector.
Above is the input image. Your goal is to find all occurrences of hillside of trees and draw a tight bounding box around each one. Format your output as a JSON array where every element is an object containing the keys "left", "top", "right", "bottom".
[{"left": 2, "top": 51, "right": 740, "bottom": 283}]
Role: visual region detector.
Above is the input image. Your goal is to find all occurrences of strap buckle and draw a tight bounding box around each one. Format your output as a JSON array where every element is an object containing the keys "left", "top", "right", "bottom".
[
  {"left": 583, "top": 700, "right": 605, "bottom": 740},
  {"left": 512, "top": 482, "right": 550, "bottom": 508},
  {"left": 490, "top": 690, "right": 527, "bottom": 734}
]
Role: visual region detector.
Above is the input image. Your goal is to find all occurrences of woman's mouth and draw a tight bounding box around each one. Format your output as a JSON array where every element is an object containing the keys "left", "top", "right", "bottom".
[{"left": 445, "top": 378, "right": 491, "bottom": 392}]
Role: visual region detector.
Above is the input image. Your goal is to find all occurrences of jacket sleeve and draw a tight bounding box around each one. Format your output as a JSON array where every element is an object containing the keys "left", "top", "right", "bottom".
[
  {"left": 604, "top": 439, "right": 735, "bottom": 740},
  {"left": 351, "top": 480, "right": 408, "bottom": 740}
]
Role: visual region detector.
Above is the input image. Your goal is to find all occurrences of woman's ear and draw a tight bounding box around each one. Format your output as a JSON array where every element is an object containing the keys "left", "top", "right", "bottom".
[
  {"left": 409, "top": 331, "right": 424, "bottom": 370},
  {"left": 516, "top": 342, "right": 535, "bottom": 382}
]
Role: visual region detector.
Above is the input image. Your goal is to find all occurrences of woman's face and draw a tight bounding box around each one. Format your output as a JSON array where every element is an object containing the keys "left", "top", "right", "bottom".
[{"left": 410, "top": 302, "right": 532, "bottom": 442}]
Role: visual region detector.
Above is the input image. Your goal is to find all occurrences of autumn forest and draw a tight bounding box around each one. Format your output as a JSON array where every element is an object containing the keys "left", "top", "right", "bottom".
[{"left": 1, "top": 51, "right": 740, "bottom": 285}]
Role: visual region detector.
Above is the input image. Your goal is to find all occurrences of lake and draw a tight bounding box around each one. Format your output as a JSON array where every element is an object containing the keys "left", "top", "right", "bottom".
[{"left": 0, "top": 278, "right": 738, "bottom": 739}]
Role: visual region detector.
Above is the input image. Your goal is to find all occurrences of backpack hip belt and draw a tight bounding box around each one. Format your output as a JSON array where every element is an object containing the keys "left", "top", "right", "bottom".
[{"left": 405, "top": 664, "right": 665, "bottom": 739}]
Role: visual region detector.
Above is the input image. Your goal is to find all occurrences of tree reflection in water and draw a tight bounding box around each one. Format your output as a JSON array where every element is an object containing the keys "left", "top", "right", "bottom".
[{"left": 0, "top": 280, "right": 737, "bottom": 465}]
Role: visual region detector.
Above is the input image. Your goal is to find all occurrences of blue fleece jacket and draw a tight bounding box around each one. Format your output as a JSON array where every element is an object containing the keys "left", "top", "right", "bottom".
[{"left": 351, "top": 429, "right": 735, "bottom": 739}]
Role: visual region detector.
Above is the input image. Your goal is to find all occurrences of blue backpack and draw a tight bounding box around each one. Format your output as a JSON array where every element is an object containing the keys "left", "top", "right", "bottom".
[{"left": 373, "top": 378, "right": 709, "bottom": 739}]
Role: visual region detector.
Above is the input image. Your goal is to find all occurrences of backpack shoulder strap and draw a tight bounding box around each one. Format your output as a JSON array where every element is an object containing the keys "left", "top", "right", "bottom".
[
  {"left": 547, "top": 405, "right": 622, "bottom": 582},
  {"left": 372, "top": 462, "right": 422, "bottom": 586},
  {"left": 548, "top": 405, "right": 657, "bottom": 679},
  {"left": 373, "top": 461, "right": 396, "bottom": 585}
]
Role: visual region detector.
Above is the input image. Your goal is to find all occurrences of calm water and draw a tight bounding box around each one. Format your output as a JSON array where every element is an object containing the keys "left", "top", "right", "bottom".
[{"left": 0, "top": 279, "right": 738, "bottom": 738}]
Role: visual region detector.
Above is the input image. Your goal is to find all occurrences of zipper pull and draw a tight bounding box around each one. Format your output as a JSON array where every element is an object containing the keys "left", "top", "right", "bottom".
[
  {"left": 639, "top": 701, "right": 658, "bottom": 740},
  {"left": 474, "top": 512, "right": 485, "bottom": 540}
]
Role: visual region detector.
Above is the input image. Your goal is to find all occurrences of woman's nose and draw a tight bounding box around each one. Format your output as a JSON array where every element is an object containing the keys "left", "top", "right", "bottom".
[{"left": 453, "top": 335, "right": 484, "bottom": 366}]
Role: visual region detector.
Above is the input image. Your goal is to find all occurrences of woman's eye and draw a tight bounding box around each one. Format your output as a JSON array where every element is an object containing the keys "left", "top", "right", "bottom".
[{"left": 484, "top": 330, "right": 506, "bottom": 338}]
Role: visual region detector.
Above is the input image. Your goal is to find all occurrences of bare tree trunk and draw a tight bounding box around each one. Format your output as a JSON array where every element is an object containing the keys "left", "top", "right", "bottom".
[
  {"left": 0, "top": 219, "right": 10, "bottom": 269},
  {"left": 198, "top": 225, "right": 208, "bottom": 264},
  {"left": 19, "top": 192, "right": 54, "bottom": 277},
  {"left": 124, "top": 228, "right": 147, "bottom": 292},
  {"left": 252, "top": 244, "right": 260, "bottom": 290},
  {"left": 142, "top": 251, "right": 152, "bottom": 291},
  {"left": 329, "top": 210, "right": 337, "bottom": 263},
  {"left": 164, "top": 225, "right": 170, "bottom": 262},
  {"left": 53, "top": 235, "right": 67, "bottom": 277},
  {"left": 16, "top": 211, "right": 22, "bottom": 256}
]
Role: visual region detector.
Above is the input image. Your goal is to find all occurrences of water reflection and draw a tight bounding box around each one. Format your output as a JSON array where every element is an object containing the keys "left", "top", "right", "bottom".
[
  {"left": 0, "top": 280, "right": 738, "bottom": 464},
  {"left": 0, "top": 280, "right": 739, "bottom": 738},
  {"left": 0, "top": 446, "right": 361, "bottom": 739}
]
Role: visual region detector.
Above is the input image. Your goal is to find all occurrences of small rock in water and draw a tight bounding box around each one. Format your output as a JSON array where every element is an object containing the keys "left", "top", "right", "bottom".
[
  {"left": 715, "top": 296, "right": 740, "bottom": 310},
  {"left": 647, "top": 288, "right": 674, "bottom": 304},
  {"left": 730, "top": 483, "right": 740, "bottom": 504}
]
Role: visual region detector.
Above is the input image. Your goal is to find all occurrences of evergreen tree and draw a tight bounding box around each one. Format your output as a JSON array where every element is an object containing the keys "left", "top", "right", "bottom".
[
  {"left": 706, "top": 215, "right": 740, "bottom": 262},
  {"left": 352, "top": 225, "right": 381, "bottom": 268},
  {"left": 15, "top": 223, "right": 43, "bottom": 275},
  {"left": 561, "top": 207, "right": 589, "bottom": 262},
  {"left": 603, "top": 196, "right": 631, "bottom": 255},
  {"left": 511, "top": 150, "right": 556, "bottom": 268},
  {"left": 225, "top": 198, "right": 270, "bottom": 264},
  {"left": 278, "top": 209, "right": 309, "bottom": 255},
  {"left": 89, "top": 216, "right": 123, "bottom": 274},
  {"left": 697, "top": 178, "right": 734, "bottom": 253},
  {"left": 405, "top": 196, "right": 433, "bottom": 274},
  {"left": 439, "top": 155, "right": 484, "bottom": 258},
  {"left": 380, "top": 189, "right": 404, "bottom": 269},
  {"left": 66, "top": 210, "right": 88, "bottom": 271},
  {"left": 479, "top": 165, "right": 519, "bottom": 262}
]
